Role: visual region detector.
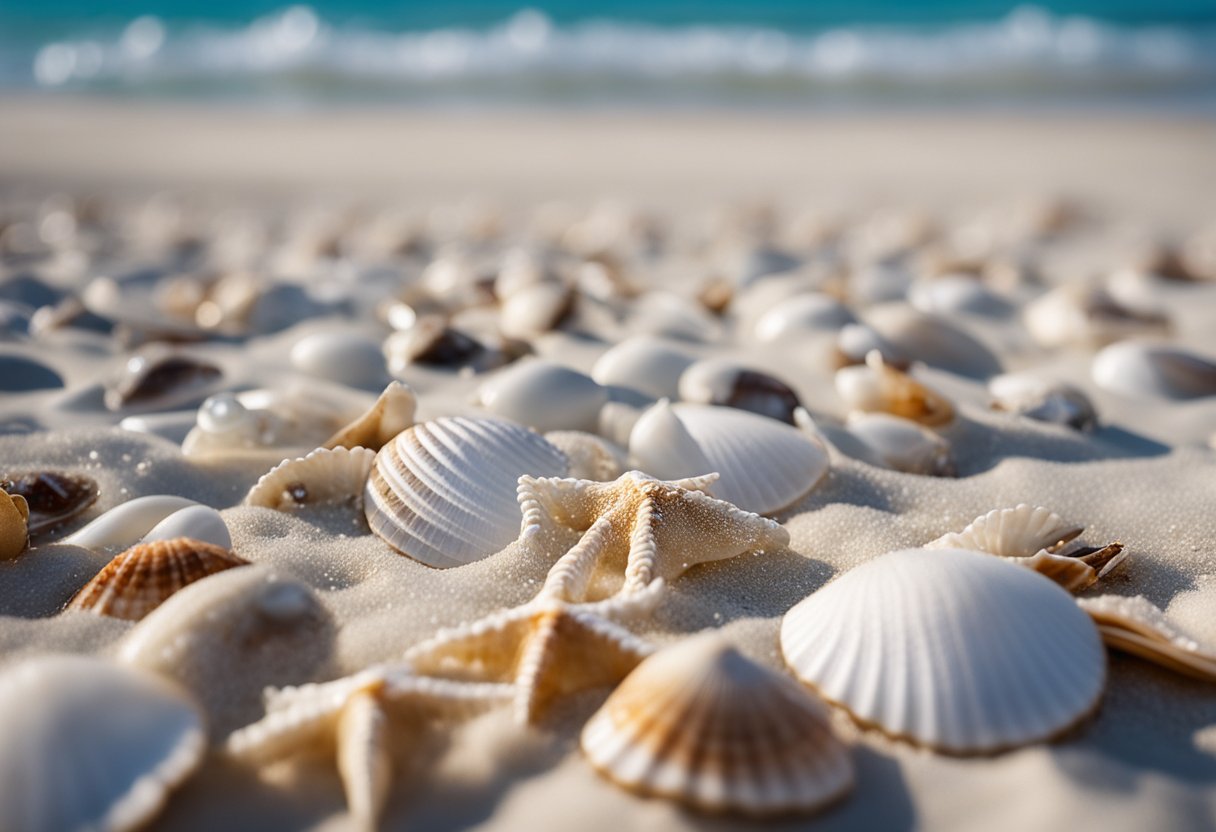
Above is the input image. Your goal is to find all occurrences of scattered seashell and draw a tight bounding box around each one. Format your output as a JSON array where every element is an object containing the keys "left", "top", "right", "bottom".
[
  {"left": 0, "top": 489, "right": 30, "bottom": 560},
  {"left": 737, "top": 247, "right": 802, "bottom": 287},
  {"left": 1078, "top": 595, "right": 1216, "bottom": 682},
  {"left": 67, "top": 537, "right": 249, "bottom": 621},
  {"left": 1092, "top": 341, "right": 1216, "bottom": 400},
  {"left": 863, "top": 305, "right": 1001, "bottom": 378},
  {"left": 246, "top": 446, "right": 376, "bottom": 511},
  {"left": 477, "top": 360, "right": 608, "bottom": 433},
  {"left": 597, "top": 400, "right": 645, "bottom": 448},
  {"left": 323, "top": 381, "right": 416, "bottom": 452},
  {"left": 0, "top": 353, "right": 64, "bottom": 392},
  {"left": 591, "top": 337, "right": 694, "bottom": 401},
  {"left": 64, "top": 495, "right": 198, "bottom": 551},
  {"left": 696, "top": 277, "right": 733, "bottom": 314},
  {"left": 629, "top": 292, "right": 721, "bottom": 342},
  {"left": 909, "top": 275, "right": 1012, "bottom": 318},
  {"left": 382, "top": 316, "right": 498, "bottom": 373},
  {"left": 141, "top": 505, "right": 231, "bottom": 550},
  {"left": 0, "top": 654, "right": 206, "bottom": 832},
  {"left": 1023, "top": 283, "right": 1170, "bottom": 350},
  {"left": 929, "top": 504, "right": 1082, "bottom": 558},
  {"left": 499, "top": 281, "right": 575, "bottom": 340},
  {"left": 290, "top": 331, "right": 390, "bottom": 391},
  {"left": 781, "top": 547, "right": 1106, "bottom": 754},
  {"left": 2, "top": 470, "right": 100, "bottom": 537},
  {"left": 988, "top": 373, "right": 1098, "bottom": 431},
  {"left": 844, "top": 412, "right": 955, "bottom": 476},
  {"left": 365, "top": 416, "right": 568, "bottom": 568},
  {"left": 544, "top": 431, "right": 626, "bottom": 481},
  {"left": 834, "top": 350, "right": 954, "bottom": 426},
  {"left": 678, "top": 358, "right": 802, "bottom": 424},
  {"left": 581, "top": 632, "right": 852, "bottom": 816},
  {"left": 753, "top": 293, "right": 856, "bottom": 342},
  {"left": 104, "top": 349, "right": 222, "bottom": 412},
  {"left": 832, "top": 322, "right": 911, "bottom": 370},
  {"left": 628, "top": 401, "right": 829, "bottom": 515}
]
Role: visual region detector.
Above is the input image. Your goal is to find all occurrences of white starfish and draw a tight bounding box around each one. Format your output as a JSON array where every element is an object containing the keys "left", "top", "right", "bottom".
[
  {"left": 225, "top": 665, "right": 512, "bottom": 830},
  {"left": 517, "top": 470, "right": 790, "bottom": 602}
]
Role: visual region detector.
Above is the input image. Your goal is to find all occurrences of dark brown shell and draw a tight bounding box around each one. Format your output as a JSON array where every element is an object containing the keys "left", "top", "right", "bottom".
[{"left": 0, "top": 471, "right": 99, "bottom": 537}]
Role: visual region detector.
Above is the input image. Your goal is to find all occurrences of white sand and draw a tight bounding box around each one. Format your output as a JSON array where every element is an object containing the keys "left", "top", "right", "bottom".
[{"left": 0, "top": 100, "right": 1214, "bottom": 831}]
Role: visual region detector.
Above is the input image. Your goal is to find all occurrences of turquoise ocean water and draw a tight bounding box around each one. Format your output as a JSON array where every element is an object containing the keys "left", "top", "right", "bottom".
[{"left": 2, "top": 1, "right": 1214, "bottom": 108}]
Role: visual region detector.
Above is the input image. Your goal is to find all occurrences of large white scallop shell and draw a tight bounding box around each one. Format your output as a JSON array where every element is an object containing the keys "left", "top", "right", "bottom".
[
  {"left": 781, "top": 547, "right": 1106, "bottom": 754},
  {"left": 628, "top": 401, "right": 829, "bottom": 515},
  {"left": 364, "top": 416, "right": 568, "bottom": 567},
  {"left": 928, "top": 504, "right": 1083, "bottom": 558},
  {"left": 245, "top": 446, "right": 376, "bottom": 510},
  {"left": 581, "top": 632, "right": 853, "bottom": 816},
  {"left": 0, "top": 655, "right": 205, "bottom": 832},
  {"left": 476, "top": 360, "right": 608, "bottom": 433}
]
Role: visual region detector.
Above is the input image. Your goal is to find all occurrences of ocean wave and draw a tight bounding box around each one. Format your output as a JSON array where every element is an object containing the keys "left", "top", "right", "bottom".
[{"left": 12, "top": 5, "right": 1216, "bottom": 104}]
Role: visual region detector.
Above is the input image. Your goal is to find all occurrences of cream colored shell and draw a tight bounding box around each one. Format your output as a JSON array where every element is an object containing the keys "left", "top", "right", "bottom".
[
  {"left": 781, "top": 547, "right": 1106, "bottom": 754},
  {"left": 245, "top": 446, "right": 376, "bottom": 510},
  {"left": 1078, "top": 594, "right": 1216, "bottom": 682},
  {"left": 928, "top": 504, "right": 1083, "bottom": 557}
]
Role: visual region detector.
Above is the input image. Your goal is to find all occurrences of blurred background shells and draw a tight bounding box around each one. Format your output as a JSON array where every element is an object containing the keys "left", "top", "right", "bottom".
[
  {"left": 581, "top": 632, "right": 853, "bottom": 816},
  {"left": 835, "top": 351, "right": 954, "bottom": 426},
  {"left": 67, "top": 537, "right": 248, "bottom": 621},
  {"left": 104, "top": 349, "right": 223, "bottom": 413},
  {"left": 591, "top": 337, "right": 693, "bottom": 401},
  {"left": 843, "top": 412, "right": 955, "bottom": 476},
  {"left": 0, "top": 654, "right": 205, "bottom": 832},
  {"left": 364, "top": 416, "right": 568, "bottom": 568},
  {"left": 752, "top": 292, "right": 856, "bottom": 343},
  {"left": 476, "top": 360, "right": 607, "bottom": 434},
  {"left": 1091, "top": 342, "right": 1216, "bottom": 400},
  {"left": 781, "top": 547, "right": 1106, "bottom": 754},
  {"left": 1023, "top": 283, "right": 1170, "bottom": 349},
  {"left": 862, "top": 305, "right": 1001, "bottom": 378},
  {"left": 988, "top": 373, "right": 1097, "bottom": 431},
  {"left": 678, "top": 359, "right": 802, "bottom": 424},
  {"left": 64, "top": 495, "right": 198, "bottom": 551},
  {"left": 290, "top": 330, "right": 390, "bottom": 392}
]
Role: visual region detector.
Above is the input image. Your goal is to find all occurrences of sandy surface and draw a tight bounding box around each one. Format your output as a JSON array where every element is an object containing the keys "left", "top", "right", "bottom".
[{"left": 0, "top": 98, "right": 1214, "bottom": 831}]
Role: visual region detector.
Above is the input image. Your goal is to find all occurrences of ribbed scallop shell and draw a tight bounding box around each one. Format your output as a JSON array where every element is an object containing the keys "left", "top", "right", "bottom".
[
  {"left": 582, "top": 633, "right": 853, "bottom": 816},
  {"left": 781, "top": 547, "right": 1106, "bottom": 754},
  {"left": 67, "top": 537, "right": 249, "bottom": 621},
  {"left": 628, "top": 401, "right": 829, "bottom": 515},
  {"left": 364, "top": 416, "right": 568, "bottom": 567},
  {"left": 0, "top": 654, "right": 205, "bottom": 832},
  {"left": 1078, "top": 595, "right": 1216, "bottom": 683},
  {"left": 928, "top": 504, "right": 1083, "bottom": 558},
  {"left": 245, "top": 446, "right": 376, "bottom": 510}
]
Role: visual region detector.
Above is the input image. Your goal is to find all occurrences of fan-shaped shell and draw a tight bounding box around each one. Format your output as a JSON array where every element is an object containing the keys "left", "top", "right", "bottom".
[
  {"left": 0, "top": 654, "right": 205, "bottom": 832},
  {"left": 364, "top": 416, "right": 568, "bottom": 567},
  {"left": 582, "top": 633, "right": 853, "bottom": 816},
  {"left": 2, "top": 470, "right": 99, "bottom": 537},
  {"left": 67, "top": 537, "right": 249, "bottom": 621},
  {"left": 781, "top": 547, "right": 1106, "bottom": 754},
  {"left": 628, "top": 401, "right": 829, "bottom": 515},
  {"left": 928, "top": 504, "right": 1083, "bottom": 558},
  {"left": 1078, "top": 595, "right": 1216, "bottom": 682},
  {"left": 323, "top": 381, "right": 416, "bottom": 452},
  {"left": 834, "top": 350, "right": 954, "bottom": 426},
  {"left": 246, "top": 446, "right": 376, "bottom": 510}
]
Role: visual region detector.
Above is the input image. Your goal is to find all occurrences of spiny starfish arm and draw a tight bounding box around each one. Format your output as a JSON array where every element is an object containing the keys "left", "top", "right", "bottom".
[
  {"left": 678, "top": 486, "right": 790, "bottom": 549},
  {"left": 337, "top": 689, "right": 392, "bottom": 832},
  {"left": 512, "top": 610, "right": 563, "bottom": 725},
  {"left": 579, "top": 577, "right": 668, "bottom": 622},
  {"left": 517, "top": 475, "right": 603, "bottom": 535},
  {"left": 621, "top": 495, "right": 659, "bottom": 595},
  {"left": 538, "top": 512, "right": 616, "bottom": 602},
  {"left": 402, "top": 605, "right": 535, "bottom": 679}
]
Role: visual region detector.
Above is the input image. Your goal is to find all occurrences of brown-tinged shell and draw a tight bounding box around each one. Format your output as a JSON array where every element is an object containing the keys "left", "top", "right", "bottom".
[
  {"left": 1078, "top": 595, "right": 1216, "bottom": 682},
  {"left": 67, "top": 537, "right": 249, "bottom": 621},
  {"left": 105, "top": 351, "right": 223, "bottom": 412},
  {"left": 0, "top": 491, "right": 29, "bottom": 561},
  {"left": 1, "top": 471, "right": 99, "bottom": 537},
  {"left": 323, "top": 381, "right": 417, "bottom": 452},
  {"left": 835, "top": 350, "right": 954, "bottom": 426}
]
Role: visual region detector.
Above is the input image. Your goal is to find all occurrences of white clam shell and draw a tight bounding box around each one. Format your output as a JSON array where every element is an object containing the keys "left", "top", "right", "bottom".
[
  {"left": 64, "top": 495, "right": 198, "bottom": 551},
  {"left": 844, "top": 412, "right": 955, "bottom": 476},
  {"left": 928, "top": 504, "right": 1083, "bottom": 557},
  {"left": 581, "top": 632, "right": 853, "bottom": 816},
  {"left": 245, "top": 446, "right": 376, "bottom": 510},
  {"left": 909, "top": 275, "right": 1012, "bottom": 318},
  {"left": 0, "top": 655, "right": 205, "bottom": 832},
  {"left": 1091, "top": 341, "right": 1216, "bottom": 400},
  {"left": 499, "top": 281, "right": 573, "bottom": 339},
  {"left": 1024, "top": 284, "right": 1169, "bottom": 349},
  {"left": 988, "top": 373, "right": 1097, "bottom": 431},
  {"left": 863, "top": 305, "right": 1001, "bottom": 378},
  {"left": 141, "top": 505, "right": 231, "bottom": 550},
  {"left": 364, "top": 416, "right": 568, "bottom": 567},
  {"left": 781, "top": 547, "right": 1106, "bottom": 754},
  {"left": 290, "top": 331, "right": 390, "bottom": 391},
  {"left": 753, "top": 293, "right": 856, "bottom": 342},
  {"left": 477, "top": 360, "right": 608, "bottom": 433},
  {"left": 628, "top": 401, "right": 829, "bottom": 515},
  {"left": 591, "top": 337, "right": 694, "bottom": 401}
]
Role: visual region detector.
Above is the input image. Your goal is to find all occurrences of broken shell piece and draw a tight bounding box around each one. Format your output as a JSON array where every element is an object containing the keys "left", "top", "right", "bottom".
[
  {"left": 988, "top": 374, "right": 1098, "bottom": 431},
  {"left": 678, "top": 359, "right": 802, "bottom": 425},
  {"left": 1022, "top": 544, "right": 1127, "bottom": 594},
  {"left": 1078, "top": 595, "right": 1216, "bottom": 682},
  {"left": 66, "top": 537, "right": 249, "bottom": 621},
  {"left": 591, "top": 337, "right": 694, "bottom": 401},
  {"left": 323, "top": 381, "right": 416, "bottom": 452},
  {"left": 104, "top": 350, "right": 222, "bottom": 412},
  {"left": 2, "top": 471, "right": 99, "bottom": 537},
  {"left": 844, "top": 412, "right": 955, "bottom": 476},
  {"left": 544, "top": 431, "right": 626, "bottom": 481},
  {"left": 1023, "top": 284, "right": 1170, "bottom": 350},
  {"left": 365, "top": 416, "right": 568, "bottom": 568},
  {"left": 477, "top": 360, "right": 608, "bottom": 434},
  {"left": 929, "top": 504, "right": 1083, "bottom": 558},
  {"left": 63, "top": 495, "right": 198, "bottom": 551},
  {"left": 0, "top": 490, "right": 30, "bottom": 560},
  {"left": 246, "top": 446, "right": 376, "bottom": 511},
  {"left": 0, "top": 655, "right": 206, "bottom": 832},
  {"left": 834, "top": 351, "right": 954, "bottom": 427},
  {"left": 753, "top": 293, "right": 856, "bottom": 342},
  {"left": 581, "top": 633, "right": 853, "bottom": 816},
  {"left": 500, "top": 281, "right": 575, "bottom": 340},
  {"left": 1092, "top": 341, "right": 1216, "bottom": 400},
  {"left": 628, "top": 401, "right": 829, "bottom": 515},
  {"left": 781, "top": 547, "right": 1106, "bottom": 754}
]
